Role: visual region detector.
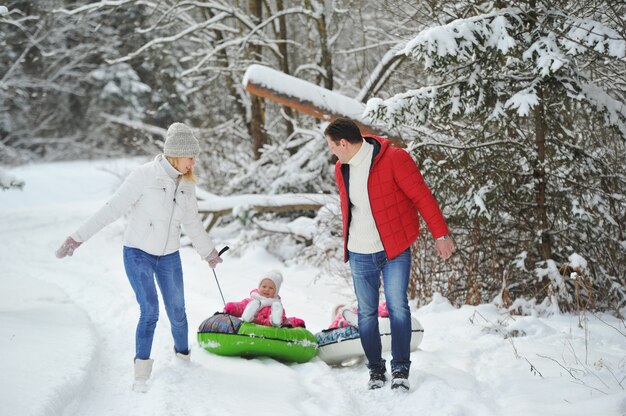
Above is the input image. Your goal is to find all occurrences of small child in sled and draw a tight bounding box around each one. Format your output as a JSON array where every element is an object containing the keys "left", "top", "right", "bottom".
[
  {"left": 223, "top": 270, "right": 305, "bottom": 328},
  {"left": 328, "top": 301, "right": 389, "bottom": 329}
]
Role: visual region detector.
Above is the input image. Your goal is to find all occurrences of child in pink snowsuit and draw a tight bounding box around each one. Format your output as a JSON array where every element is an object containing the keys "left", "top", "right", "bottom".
[
  {"left": 223, "top": 270, "right": 305, "bottom": 328},
  {"left": 329, "top": 301, "right": 389, "bottom": 329}
]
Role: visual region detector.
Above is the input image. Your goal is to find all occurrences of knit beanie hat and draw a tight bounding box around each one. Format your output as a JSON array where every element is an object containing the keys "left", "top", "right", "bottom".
[
  {"left": 163, "top": 122, "right": 200, "bottom": 157},
  {"left": 259, "top": 270, "right": 283, "bottom": 295}
]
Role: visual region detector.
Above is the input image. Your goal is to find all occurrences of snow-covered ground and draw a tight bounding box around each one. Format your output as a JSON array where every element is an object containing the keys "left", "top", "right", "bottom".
[{"left": 1, "top": 159, "right": 625, "bottom": 416}]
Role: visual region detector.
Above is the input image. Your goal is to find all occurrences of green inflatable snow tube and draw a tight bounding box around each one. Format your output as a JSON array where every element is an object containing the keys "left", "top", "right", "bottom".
[{"left": 197, "top": 315, "right": 318, "bottom": 364}]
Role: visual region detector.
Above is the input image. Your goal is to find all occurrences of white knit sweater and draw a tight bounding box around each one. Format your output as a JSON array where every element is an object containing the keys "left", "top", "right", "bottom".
[{"left": 346, "top": 141, "right": 384, "bottom": 254}]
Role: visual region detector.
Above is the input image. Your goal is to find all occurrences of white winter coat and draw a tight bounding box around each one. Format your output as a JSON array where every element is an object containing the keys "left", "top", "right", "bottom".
[{"left": 72, "top": 155, "right": 214, "bottom": 258}]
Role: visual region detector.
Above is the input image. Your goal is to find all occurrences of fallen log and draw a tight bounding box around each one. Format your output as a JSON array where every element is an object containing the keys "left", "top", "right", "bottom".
[{"left": 195, "top": 189, "right": 337, "bottom": 231}]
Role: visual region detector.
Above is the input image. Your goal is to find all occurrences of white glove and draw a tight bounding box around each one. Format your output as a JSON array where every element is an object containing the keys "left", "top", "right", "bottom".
[
  {"left": 270, "top": 301, "right": 284, "bottom": 327},
  {"left": 241, "top": 299, "right": 261, "bottom": 322}
]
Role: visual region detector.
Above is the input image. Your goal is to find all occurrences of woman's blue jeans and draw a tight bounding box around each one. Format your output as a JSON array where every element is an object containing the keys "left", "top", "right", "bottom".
[
  {"left": 123, "top": 247, "right": 188, "bottom": 360},
  {"left": 349, "top": 248, "right": 412, "bottom": 374}
]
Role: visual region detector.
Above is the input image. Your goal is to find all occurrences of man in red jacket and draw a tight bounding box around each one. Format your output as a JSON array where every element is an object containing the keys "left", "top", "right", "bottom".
[{"left": 324, "top": 118, "right": 454, "bottom": 391}]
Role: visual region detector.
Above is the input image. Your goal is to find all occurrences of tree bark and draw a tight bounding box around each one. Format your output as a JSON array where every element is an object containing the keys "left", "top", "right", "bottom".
[
  {"left": 203, "top": 8, "right": 248, "bottom": 130},
  {"left": 248, "top": 0, "right": 268, "bottom": 159},
  {"left": 305, "top": 0, "right": 333, "bottom": 90},
  {"left": 275, "top": 0, "right": 295, "bottom": 137},
  {"left": 534, "top": 86, "right": 552, "bottom": 261}
]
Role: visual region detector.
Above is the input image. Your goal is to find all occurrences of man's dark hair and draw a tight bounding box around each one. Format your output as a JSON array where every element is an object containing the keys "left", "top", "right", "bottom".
[{"left": 324, "top": 118, "right": 363, "bottom": 144}]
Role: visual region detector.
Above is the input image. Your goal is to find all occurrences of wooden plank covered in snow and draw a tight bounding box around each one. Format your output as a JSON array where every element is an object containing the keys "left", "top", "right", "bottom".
[{"left": 242, "top": 64, "right": 404, "bottom": 144}]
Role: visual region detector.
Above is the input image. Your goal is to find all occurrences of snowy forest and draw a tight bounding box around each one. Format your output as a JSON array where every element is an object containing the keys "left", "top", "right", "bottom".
[{"left": 1, "top": 0, "right": 625, "bottom": 314}]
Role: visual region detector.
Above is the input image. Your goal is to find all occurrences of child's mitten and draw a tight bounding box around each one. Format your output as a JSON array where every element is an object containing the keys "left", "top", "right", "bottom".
[
  {"left": 270, "top": 301, "right": 284, "bottom": 327},
  {"left": 241, "top": 299, "right": 261, "bottom": 322}
]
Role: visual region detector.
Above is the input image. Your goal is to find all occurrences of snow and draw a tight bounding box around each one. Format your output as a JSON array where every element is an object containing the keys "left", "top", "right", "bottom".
[
  {"left": 0, "top": 167, "right": 24, "bottom": 190},
  {"left": 471, "top": 186, "right": 492, "bottom": 220},
  {"left": 568, "top": 253, "right": 588, "bottom": 272},
  {"left": 505, "top": 89, "right": 540, "bottom": 116},
  {"left": 1, "top": 159, "right": 626, "bottom": 416}
]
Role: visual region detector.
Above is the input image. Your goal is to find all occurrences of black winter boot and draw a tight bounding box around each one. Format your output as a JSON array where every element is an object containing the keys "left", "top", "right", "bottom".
[
  {"left": 391, "top": 370, "right": 409, "bottom": 391},
  {"left": 367, "top": 368, "right": 387, "bottom": 390}
]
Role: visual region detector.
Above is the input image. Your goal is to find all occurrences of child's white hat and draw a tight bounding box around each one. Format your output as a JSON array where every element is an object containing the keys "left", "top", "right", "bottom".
[{"left": 259, "top": 270, "right": 283, "bottom": 295}]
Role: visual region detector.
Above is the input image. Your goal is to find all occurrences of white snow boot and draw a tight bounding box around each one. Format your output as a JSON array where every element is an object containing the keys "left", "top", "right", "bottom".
[
  {"left": 175, "top": 350, "right": 191, "bottom": 362},
  {"left": 132, "top": 358, "right": 154, "bottom": 393}
]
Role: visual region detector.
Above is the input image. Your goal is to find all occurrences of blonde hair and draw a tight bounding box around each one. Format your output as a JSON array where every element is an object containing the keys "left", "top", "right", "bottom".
[{"left": 166, "top": 156, "right": 197, "bottom": 183}]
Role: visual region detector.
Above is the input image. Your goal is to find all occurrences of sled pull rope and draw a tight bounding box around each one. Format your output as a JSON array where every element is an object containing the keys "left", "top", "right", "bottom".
[
  {"left": 212, "top": 246, "right": 230, "bottom": 306},
  {"left": 211, "top": 246, "right": 237, "bottom": 333}
]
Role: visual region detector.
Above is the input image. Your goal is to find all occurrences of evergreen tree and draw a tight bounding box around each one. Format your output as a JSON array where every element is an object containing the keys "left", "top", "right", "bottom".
[{"left": 366, "top": 0, "right": 625, "bottom": 311}]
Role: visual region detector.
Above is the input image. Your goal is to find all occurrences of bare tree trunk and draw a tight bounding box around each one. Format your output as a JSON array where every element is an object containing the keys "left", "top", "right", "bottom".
[
  {"left": 248, "top": 0, "right": 268, "bottom": 159},
  {"left": 275, "top": 0, "right": 294, "bottom": 137},
  {"left": 316, "top": 13, "right": 333, "bottom": 90},
  {"left": 527, "top": 0, "right": 552, "bottom": 262},
  {"left": 203, "top": 8, "right": 248, "bottom": 126},
  {"left": 305, "top": 0, "right": 333, "bottom": 90},
  {"left": 534, "top": 86, "right": 552, "bottom": 260}
]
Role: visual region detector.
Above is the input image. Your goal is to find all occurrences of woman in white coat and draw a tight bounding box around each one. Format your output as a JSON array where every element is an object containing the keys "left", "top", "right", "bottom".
[{"left": 55, "top": 123, "right": 223, "bottom": 392}]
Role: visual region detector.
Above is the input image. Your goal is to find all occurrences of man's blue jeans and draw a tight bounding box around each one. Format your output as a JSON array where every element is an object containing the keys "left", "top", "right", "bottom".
[
  {"left": 349, "top": 248, "right": 412, "bottom": 374},
  {"left": 123, "top": 247, "right": 188, "bottom": 360}
]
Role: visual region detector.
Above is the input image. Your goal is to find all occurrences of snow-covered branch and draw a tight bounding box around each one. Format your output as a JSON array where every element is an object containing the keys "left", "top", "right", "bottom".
[
  {"left": 579, "top": 81, "right": 626, "bottom": 138},
  {"left": 412, "top": 138, "right": 526, "bottom": 151},
  {"left": 107, "top": 12, "right": 230, "bottom": 64},
  {"left": 367, "top": 4, "right": 625, "bottom": 133},
  {"left": 236, "top": 7, "right": 318, "bottom": 54},
  {"left": 355, "top": 42, "right": 407, "bottom": 103},
  {"left": 402, "top": 8, "right": 522, "bottom": 68},
  {"left": 101, "top": 114, "right": 167, "bottom": 137},
  {"left": 54, "top": 0, "right": 151, "bottom": 15},
  {"left": 548, "top": 11, "right": 626, "bottom": 57}
]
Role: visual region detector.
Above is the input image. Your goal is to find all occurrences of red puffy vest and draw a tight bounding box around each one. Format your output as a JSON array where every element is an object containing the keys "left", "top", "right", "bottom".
[{"left": 335, "top": 136, "right": 449, "bottom": 261}]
